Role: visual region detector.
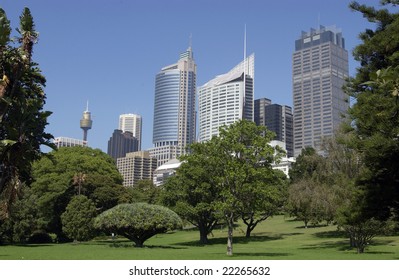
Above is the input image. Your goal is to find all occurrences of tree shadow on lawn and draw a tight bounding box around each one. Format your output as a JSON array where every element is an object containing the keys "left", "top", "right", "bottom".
[
  {"left": 10, "top": 243, "right": 54, "bottom": 248},
  {"left": 232, "top": 252, "right": 292, "bottom": 258},
  {"left": 175, "top": 235, "right": 288, "bottom": 247},
  {"left": 300, "top": 240, "right": 350, "bottom": 252},
  {"left": 92, "top": 240, "right": 186, "bottom": 250},
  {"left": 314, "top": 230, "right": 347, "bottom": 239}
]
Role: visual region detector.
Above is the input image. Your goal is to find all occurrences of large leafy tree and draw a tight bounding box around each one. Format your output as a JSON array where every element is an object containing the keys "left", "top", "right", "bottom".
[
  {"left": 344, "top": 1, "right": 399, "bottom": 220},
  {"left": 94, "top": 203, "right": 182, "bottom": 247},
  {"left": 209, "top": 119, "right": 284, "bottom": 255},
  {"left": 31, "top": 146, "right": 126, "bottom": 240},
  {"left": 0, "top": 7, "right": 54, "bottom": 219},
  {"left": 61, "top": 195, "right": 97, "bottom": 242},
  {"left": 162, "top": 142, "right": 224, "bottom": 244}
]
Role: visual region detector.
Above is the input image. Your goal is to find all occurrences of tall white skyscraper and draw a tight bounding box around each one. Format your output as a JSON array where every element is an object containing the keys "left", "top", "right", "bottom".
[
  {"left": 119, "top": 113, "right": 142, "bottom": 151},
  {"left": 198, "top": 53, "right": 254, "bottom": 142},
  {"left": 292, "top": 25, "right": 349, "bottom": 156},
  {"left": 150, "top": 46, "right": 197, "bottom": 166}
]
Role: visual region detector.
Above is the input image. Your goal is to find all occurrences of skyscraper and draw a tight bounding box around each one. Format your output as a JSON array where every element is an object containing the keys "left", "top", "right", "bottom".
[
  {"left": 254, "top": 97, "right": 272, "bottom": 127},
  {"left": 254, "top": 98, "right": 294, "bottom": 158},
  {"left": 292, "top": 25, "right": 349, "bottom": 156},
  {"left": 264, "top": 104, "right": 294, "bottom": 158},
  {"left": 107, "top": 129, "right": 139, "bottom": 160},
  {"left": 198, "top": 54, "right": 254, "bottom": 142},
  {"left": 119, "top": 114, "right": 142, "bottom": 151},
  {"left": 150, "top": 46, "right": 196, "bottom": 166}
]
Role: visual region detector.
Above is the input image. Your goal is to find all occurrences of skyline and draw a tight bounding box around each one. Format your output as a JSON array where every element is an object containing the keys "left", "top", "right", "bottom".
[{"left": 1, "top": 0, "right": 383, "bottom": 152}]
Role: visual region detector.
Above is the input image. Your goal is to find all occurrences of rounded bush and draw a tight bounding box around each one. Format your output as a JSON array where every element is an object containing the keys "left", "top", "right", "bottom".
[{"left": 94, "top": 203, "right": 182, "bottom": 247}]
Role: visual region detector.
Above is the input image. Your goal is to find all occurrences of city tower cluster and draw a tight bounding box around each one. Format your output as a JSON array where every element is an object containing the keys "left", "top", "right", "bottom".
[{"left": 54, "top": 25, "right": 348, "bottom": 188}]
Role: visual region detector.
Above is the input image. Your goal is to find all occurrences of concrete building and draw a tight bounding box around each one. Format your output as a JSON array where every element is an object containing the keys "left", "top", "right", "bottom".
[
  {"left": 293, "top": 25, "right": 349, "bottom": 156},
  {"left": 116, "top": 151, "right": 157, "bottom": 187},
  {"left": 53, "top": 137, "right": 87, "bottom": 148},
  {"left": 254, "top": 97, "right": 271, "bottom": 127},
  {"left": 198, "top": 53, "right": 254, "bottom": 142},
  {"left": 119, "top": 114, "right": 142, "bottom": 151},
  {"left": 107, "top": 129, "right": 139, "bottom": 160},
  {"left": 153, "top": 158, "right": 182, "bottom": 187}
]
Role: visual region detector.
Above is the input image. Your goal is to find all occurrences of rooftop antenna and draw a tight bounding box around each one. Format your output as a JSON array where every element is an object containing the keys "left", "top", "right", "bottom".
[
  {"left": 189, "top": 33, "right": 192, "bottom": 49},
  {"left": 243, "top": 24, "right": 247, "bottom": 118}
]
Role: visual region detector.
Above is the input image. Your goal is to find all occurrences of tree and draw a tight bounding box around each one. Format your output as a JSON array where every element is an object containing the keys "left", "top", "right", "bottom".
[
  {"left": 240, "top": 170, "right": 287, "bottom": 238},
  {"left": 162, "top": 142, "right": 224, "bottom": 244},
  {"left": 206, "top": 119, "right": 284, "bottom": 255},
  {"left": 344, "top": 1, "right": 399, "bottom": 220},
  {"left": 0, "top": 7, "right": 54, "bottom": 220},
  {"left": 130, "top": 179, "right": 161, "bottom": 204},
  {"left": 61, "top": 195, "right": 97, "bottom": 242},
  {"left": 94, "top": 203, "right": 182, "bottom": 247},
  {"left": 31, "top": 146, "right": 126, "bottom": 240}
]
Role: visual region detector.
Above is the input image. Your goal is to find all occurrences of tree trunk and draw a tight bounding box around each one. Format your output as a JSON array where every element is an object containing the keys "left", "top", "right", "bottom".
[
  {"left": 199, "top": 226, "right": 209, "bottom": 244},
  {"left": 245, "top": 225, "right": 254, "bottom": 238},
  {"left": 226, "top": 218, "right": 234, "bottom": 256}
]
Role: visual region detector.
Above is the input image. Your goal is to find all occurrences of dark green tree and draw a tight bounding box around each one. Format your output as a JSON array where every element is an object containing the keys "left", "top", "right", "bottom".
[
  {"left": 345, "top": 1, "right": 399, "bottom": 220},
  {"left": 61, "top": 195, "right": 97, "bottom": 242},
  {"left": 31, "top": 146, "right": 125, "bottom": 240},
  {"left": 94, "top": 203, "right": 182, "bottom": 247},
  {"left": 162, "top": 143, "right": 223, "bottom": 244},
  {"left": 0, "top": 7, "right": 54, "bottom": 220},
  {"left": 130, "top": 179, "right": 161, "bottom": 204}
]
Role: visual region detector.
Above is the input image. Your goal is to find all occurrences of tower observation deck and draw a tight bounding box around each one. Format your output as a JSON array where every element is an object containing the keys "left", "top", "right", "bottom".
[{"left": 80, "top": 102, "right": 92, "bottom": 142}]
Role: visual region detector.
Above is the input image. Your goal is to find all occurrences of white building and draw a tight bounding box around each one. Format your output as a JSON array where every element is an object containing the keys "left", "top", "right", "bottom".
[
  {"left": 153, "top": 158, "right": 182, "bottom": 186},
  {"left": 119, "top": 113, "right": 142, "bottom": 151},
  {"left": 198, "top": 54, "right": 254, "bottom": 142},
  {"left": 53, "top": 137, "right": 87, "bottom": 148},
  {"left": 270, "top": 140, "right": 296, "bottom": 178}
]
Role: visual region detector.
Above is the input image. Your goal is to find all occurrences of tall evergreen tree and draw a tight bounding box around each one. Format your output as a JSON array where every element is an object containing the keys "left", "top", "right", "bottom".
[
  {"left": 0, "top": 7, "right": 54, "bottom": 220},
  {"left": 345, "top": 1, "right": 399, "bottom": 220}
]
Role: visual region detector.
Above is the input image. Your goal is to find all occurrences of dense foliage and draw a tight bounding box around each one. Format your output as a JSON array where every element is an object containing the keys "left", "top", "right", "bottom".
[
  {"left": 0, "top": 7, "right": 53, "bottom": 220},
  {"left": 31, "top": 146, "right": 128, "bottom": 240},
  {"left": 61, "top": 195, "right": 97, "bottom": 242},
  {"left": 94, "top": 203, "right": 182, "bottom": 247}
]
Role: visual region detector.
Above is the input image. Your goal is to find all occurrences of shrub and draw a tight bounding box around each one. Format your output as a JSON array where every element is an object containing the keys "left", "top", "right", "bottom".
[{"left": 94, "top": 203, "right": 182, "bottom": 247}]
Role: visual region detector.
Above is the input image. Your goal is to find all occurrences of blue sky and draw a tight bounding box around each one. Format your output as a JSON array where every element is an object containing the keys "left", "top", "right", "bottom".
[{"left": 1, "top": 0, "right": 383, "bottom": 152}]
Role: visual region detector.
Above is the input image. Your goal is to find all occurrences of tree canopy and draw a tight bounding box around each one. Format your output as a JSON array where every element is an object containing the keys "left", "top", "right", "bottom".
[
  {"left": 31, "top": 146, "right": 127, "bottom": 240},
  {"left": 345, "top": 1, "right": 399, "bottom": 220},
  {"left": 94, "top": 203, "right": 182, "bottom": 247}
]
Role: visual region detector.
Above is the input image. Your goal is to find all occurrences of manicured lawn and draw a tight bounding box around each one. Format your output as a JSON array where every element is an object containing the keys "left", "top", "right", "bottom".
[{"left": 1, "top": 215, "right": 398, "bottom": 260}]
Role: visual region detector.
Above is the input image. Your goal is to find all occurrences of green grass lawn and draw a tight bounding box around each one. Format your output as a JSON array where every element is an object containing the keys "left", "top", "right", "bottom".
[{"left": 1, "top": 215, "right": 398, "bottom": 260}]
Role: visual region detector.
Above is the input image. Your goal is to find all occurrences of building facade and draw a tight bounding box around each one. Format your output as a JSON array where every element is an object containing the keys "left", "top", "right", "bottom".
[
  {"left": 151, "top": 46, "right": 196, "bottom": 166},
  {"left": 292, "top": 25, "right": 349, "bottom": 156},
  {"left": 198, "top": 54, "right": 254, "bottom": 142},
  {"left": 107, "top": 129, "right": 139, "bottom": 160},
  {"left": 119, "top": 114, "right": 142, "bottom": 151},
  {"left": 116, "top": 151, "right": 157, "bottom": 187},
  {"left": 265, "top": 104, "right": 294, "bottom": 158},
  {"left": 254, "top": 97, "right": 271, "bottom": 127},
  {"left": 53, "top": 137, "right": 87, "bottom": 148}
]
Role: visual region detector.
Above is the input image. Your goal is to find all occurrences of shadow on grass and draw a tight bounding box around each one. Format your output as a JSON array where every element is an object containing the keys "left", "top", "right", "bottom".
[
  {"left": 300, "top": 240, "right": 350, "bottom": 252},
  {"left": 314, "top": 230, "right": 347, "bottom": 239},
  {"left": 11, "top": 243, "right": 54, "bottom": 248},
  {"left": 91, "top": 239, "right": 186, "bottom": 250},
  {"left": 233, "top": 252, "right": 292, "bottom": 258},
  {"left": 175, "top": 235, "right": 285, "bottom": 247}
]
